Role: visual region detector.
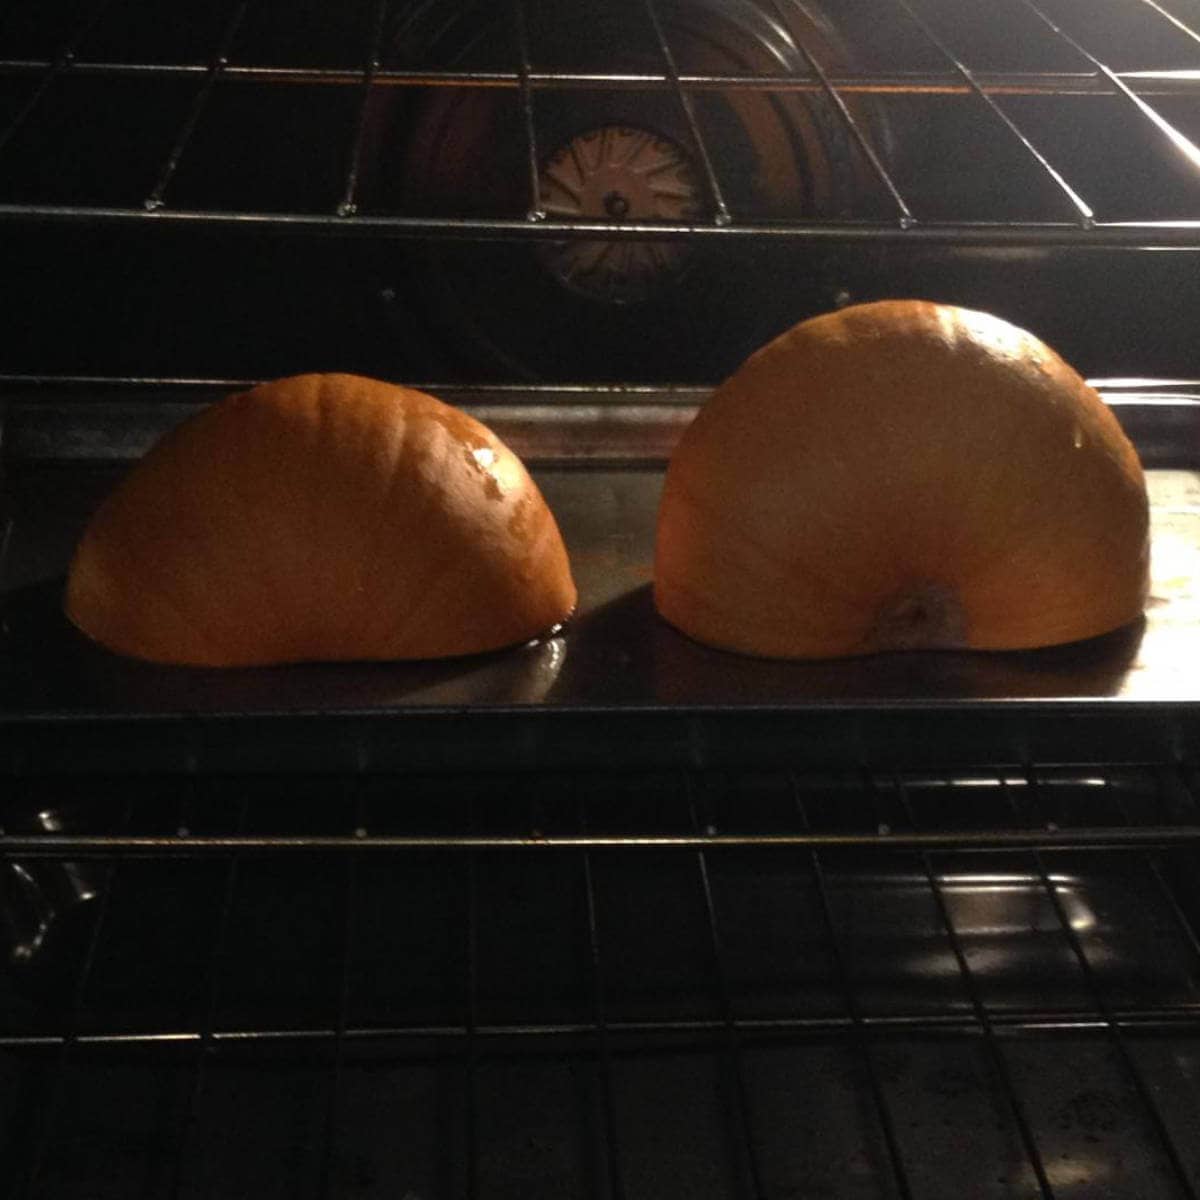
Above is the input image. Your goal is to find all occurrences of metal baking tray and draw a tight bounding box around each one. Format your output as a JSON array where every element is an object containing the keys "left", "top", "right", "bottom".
[{"left": 1, "top": 383, "right": 1199, "bottom": 718}]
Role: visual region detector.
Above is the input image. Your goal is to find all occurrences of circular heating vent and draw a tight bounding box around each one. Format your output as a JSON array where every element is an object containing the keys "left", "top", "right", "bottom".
[
  {"left": 536, "top": 125, "right": 703, "bottom": 304},
  {"left": 361, "top": 0, "right": 888, "bottom": 380}
]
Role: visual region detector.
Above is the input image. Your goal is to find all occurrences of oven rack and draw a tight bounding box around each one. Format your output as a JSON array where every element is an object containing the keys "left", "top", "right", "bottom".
[
  {"left": 3, "top": 759, "right": 1200, "bottom": 1196},
  {"left": 2, "top": 376, "right": 1198, "bottom": 472},
  {"left": 2, "top": 0, "right": 1200, "bottom": 244}
]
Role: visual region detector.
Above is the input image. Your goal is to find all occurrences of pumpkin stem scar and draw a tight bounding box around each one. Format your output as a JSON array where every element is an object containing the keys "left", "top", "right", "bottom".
[{"left": 865, "top": 581, "right": 967, "bottom": 652}]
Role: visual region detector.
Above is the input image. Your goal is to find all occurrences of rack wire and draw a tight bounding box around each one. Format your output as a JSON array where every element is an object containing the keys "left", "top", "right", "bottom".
[
  {"left": 1, "top": 0, "right": 1200, "bottom": 243},
  {"left": 3, "top": 760, "right": 1200, "bottom": 1196}
]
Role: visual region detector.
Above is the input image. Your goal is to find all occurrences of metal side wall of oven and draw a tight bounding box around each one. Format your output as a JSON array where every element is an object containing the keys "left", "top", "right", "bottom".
[{"left": 4, "top": 0, "right": 1200, "bottom": 1197}]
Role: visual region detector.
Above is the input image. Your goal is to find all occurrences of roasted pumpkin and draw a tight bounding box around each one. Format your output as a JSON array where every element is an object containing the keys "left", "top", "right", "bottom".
[
  {"left": 654, "top": 300, "right": 1149, "bottom": 659},
  {"left": 65, "top": 373, "right": 577, "bottom": 666}
]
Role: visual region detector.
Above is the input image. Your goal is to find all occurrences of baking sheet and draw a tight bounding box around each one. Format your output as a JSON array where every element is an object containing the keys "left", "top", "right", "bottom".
[{"left": 1, "top": 466, "right": 1198, "bottom": 713}]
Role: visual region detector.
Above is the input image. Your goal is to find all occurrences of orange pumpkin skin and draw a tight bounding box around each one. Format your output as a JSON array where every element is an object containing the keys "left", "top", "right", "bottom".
[
  {"left": 65, "top": 374, "right": 577, "bottom": 666},
  {"left": 655, "top": 300, "right": 1149, "bottom": 659}
]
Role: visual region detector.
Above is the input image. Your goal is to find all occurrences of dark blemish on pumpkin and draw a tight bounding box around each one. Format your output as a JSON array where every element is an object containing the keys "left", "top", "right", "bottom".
[
  {"left": 507, "top": 495, "right": 533, "bottom": 537},
  {"left": 865, "top": 581, "right": 967, "bottom": 652}
]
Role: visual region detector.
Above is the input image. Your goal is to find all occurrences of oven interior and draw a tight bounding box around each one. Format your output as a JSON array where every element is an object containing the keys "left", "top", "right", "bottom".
[{"left": 4, "top": 0, "right": 1200, "bottom": 1195}]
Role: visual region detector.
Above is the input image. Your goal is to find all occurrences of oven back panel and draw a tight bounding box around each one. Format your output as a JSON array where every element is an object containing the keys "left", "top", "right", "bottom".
[{"left": 3, "top": 0, "right": 1200, "bottom": 383}]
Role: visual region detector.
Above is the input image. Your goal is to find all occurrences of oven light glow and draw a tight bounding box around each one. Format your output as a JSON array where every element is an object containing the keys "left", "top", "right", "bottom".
[
  {"left": 914, "top": 775, "right": 1107, "bottom": 788},
  {"left": 1121, "top": 91, "right": 1200, "bottom": 174},
  {"left": 1123, "top": 70, "right": 1200, "bottom": 82},
  {"left": 1046, "top": 1157, "right": 1110, "bottom": 1190},
  {"left": 1090, "top": 377, "right": 1200, "bottom": 389},
  {"left": 939, "top": 873, "right": 1076, "bottom": 886}
]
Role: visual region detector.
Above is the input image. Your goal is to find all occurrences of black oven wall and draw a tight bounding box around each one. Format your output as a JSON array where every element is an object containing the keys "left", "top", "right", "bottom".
[
  {"left": 7, "top": 226, "right": 1200, "bottom": 383},
  {"left": 5, "top": 0, "right": 1200, "bottom": 385}
]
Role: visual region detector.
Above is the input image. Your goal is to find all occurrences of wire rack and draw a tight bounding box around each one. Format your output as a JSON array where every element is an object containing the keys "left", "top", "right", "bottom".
[
  {"left": 3, "top": 758, "right": 1200, "bottom": 1197},
  {"left": 1, "top": 0, "right": 1200, "bottom": 244}
]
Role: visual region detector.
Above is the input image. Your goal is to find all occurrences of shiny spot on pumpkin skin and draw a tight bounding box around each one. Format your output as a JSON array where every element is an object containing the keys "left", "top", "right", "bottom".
[{"left": 464, "top": 445, "right": 504, "bottom": 501}]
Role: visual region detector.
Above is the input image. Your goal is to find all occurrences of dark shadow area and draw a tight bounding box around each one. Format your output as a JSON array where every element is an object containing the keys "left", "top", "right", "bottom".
[{"left": 0, "top": 579, "right": 566, "bottom": 714}]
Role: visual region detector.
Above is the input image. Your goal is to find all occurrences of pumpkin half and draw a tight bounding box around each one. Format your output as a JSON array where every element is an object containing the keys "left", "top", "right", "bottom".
[
  {"left": 654, "top": 300, "right": 1150, "bottom": 659},
  {"left": 65, "top": 373, "right": 577, "bottom": 666}
]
